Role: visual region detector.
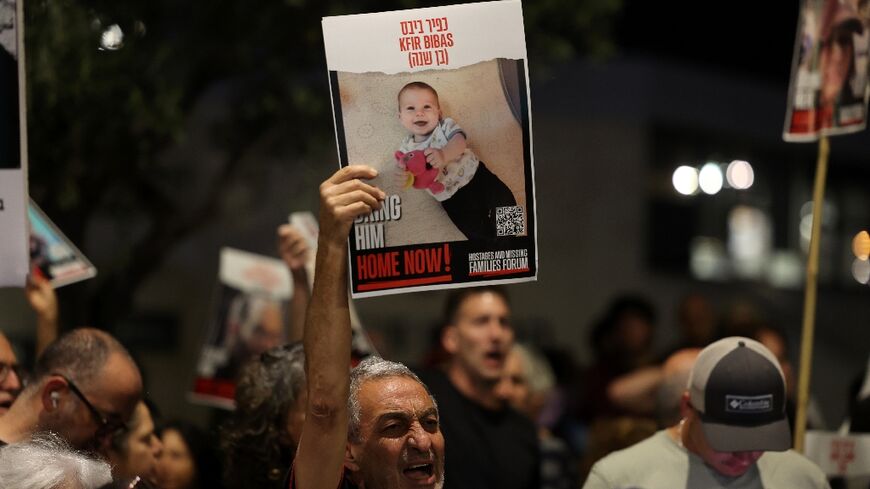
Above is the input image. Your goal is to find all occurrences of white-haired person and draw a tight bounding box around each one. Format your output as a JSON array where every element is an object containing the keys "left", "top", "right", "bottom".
[{"left": 0, "top": 432, "right": 112, "bottom": 489}]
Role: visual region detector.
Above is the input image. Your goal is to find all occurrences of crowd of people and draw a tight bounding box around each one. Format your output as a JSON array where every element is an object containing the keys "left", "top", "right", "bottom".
[{"left": 1, "top": 166, "right": 868, "bottom": 489}]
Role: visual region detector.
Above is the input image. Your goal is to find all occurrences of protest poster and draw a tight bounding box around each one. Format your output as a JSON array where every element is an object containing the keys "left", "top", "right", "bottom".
[
  {"left": 322, "top": 0, "right": 538, "bottom": 298},
  {"left": 0, "top": 0, "right": 29, "bottom": 287},
  {"left": 28, "top": 200, "right": 97, "bottom": 287},
  {"left": 784, "top": 0, "right": 870, "bottom": 141},
  {"left": 190, "top": 247, "right": 293, "bottom": 409},
  {"left": 804, "top": 430, "right": 870, "bottom": 477},
  {"left": 289, "top": 211, "right": 377, "bottom": 362}
]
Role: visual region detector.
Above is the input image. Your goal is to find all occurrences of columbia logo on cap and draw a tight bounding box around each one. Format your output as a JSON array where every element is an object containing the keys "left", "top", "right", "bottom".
[{"left": 725, "top": 394, "right": 773, "bottom": 413}]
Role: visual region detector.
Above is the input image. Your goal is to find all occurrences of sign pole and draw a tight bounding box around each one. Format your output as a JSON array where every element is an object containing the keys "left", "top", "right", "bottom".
[{"left": 794, "top": 134, "right": 829, "bottom": 453}]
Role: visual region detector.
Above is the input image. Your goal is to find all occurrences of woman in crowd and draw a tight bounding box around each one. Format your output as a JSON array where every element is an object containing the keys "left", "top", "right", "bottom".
[
  {"left": 157, "top": 420, "right": 223, "bottom": 489},
  {"left": 103, "top": 400, "right": 163, "bottom": 487},
  {"left": 219, "top": 342, "right": 306, "bottom": 489}
]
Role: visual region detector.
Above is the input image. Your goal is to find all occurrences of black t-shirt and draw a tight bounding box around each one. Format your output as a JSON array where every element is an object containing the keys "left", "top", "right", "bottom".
[{"left": 416, "top": 369, "right": 539, "bottom": 489}]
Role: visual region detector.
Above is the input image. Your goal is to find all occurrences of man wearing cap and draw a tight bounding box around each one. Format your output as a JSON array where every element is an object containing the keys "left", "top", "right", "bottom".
[{"left": 582, "top": 337, "right": 829, "bottom": 489}]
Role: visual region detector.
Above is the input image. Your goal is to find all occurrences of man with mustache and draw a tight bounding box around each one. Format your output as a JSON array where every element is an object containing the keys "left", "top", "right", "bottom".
[
  {"left": 582, "top": 337, "right": 829, "bottom": 489},
  {"left": 291, "top": 165, "right": 445, "bottom": 489}
]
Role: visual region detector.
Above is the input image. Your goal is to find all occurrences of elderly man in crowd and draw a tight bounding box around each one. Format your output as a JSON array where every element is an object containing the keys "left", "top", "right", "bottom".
[
  {"left": 583, "top": 337, "right": 829, "bottom": 489},
  {"left": 0, "top": 327, "right": 142, "bottom": 452},
  {"left": 292, "top": 165, "right": 444, "bottom": 489}
]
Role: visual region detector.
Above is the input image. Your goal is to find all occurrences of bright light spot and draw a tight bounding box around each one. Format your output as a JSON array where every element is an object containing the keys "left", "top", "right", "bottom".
[
  {"left": 799, "top": 200, "right": 838, "bottom": 253},
  {"left": 698, "top": 162, "right": 723, "bottom": 195},
  {"left": 672, "top": 166, "right": 699, "bottom": 195},
  {"left": 852, "top": 258, "right": 870, "bottom": 284},
  {"left": 726, "top": 160, "right": 754, "bottom": 190},
  {"left": 100, "top": 24, "right": 124, "bottom": 51},
  {"left": 690, "top": 237, "right": 728, "bottom": 281},
  {"left": 728, "top": 206, "right": 771, "bottom": 279},
  {"left": 767, "top": 251, "right": 803, "bottom": 288},
  {"left": 853, "top": 230, "right": 870, "bottom": 260}
]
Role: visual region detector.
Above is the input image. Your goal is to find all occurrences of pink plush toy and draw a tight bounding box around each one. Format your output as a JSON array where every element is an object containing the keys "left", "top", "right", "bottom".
[{"left": 395, "top": 150, "right": 445, "bottom": 194}]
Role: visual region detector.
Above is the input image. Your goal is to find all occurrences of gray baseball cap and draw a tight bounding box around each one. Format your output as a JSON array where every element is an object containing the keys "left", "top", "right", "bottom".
[{"left": 688, "top": 337, "right": 791, "bottom": 452}]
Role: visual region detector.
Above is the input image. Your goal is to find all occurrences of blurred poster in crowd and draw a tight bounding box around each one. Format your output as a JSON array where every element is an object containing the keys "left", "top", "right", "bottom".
[
  {"left": 0, "top": 0, "right": 29, "bottom": 286},
  {"left": 28, "top": 200, "right": 97, "bottom": 287},
  {"left": 322, "top": 0, "right": 538, "bottom": 298},
  {"left": 190, "top": 247, "right": 293, "bottom": 409},
  {"left": 289, "top": 211, "right": 377, "bottom": 363},
  {"left": 804, "top": 430, "right": 870, "bottom": 477},
  {"left": 784, "top": 0, "right": 870, "bottom": 141}
]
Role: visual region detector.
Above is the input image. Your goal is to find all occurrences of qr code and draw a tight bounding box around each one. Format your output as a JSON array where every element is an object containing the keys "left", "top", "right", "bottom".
[{"left": 496, "top": 206, "right": 524, "bottom": 236}]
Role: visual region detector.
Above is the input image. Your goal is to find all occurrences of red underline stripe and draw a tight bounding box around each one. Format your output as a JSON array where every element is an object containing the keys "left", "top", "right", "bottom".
[{"left": 358, "top": 274, "right": 454, "bottom": 291}]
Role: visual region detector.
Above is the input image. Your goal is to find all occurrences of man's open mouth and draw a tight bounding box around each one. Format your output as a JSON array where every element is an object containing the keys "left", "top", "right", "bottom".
[
  {"left": 403, "top": 463, "right": 434, "bottom": 480},
  {"left": 484, "top": 350, "right": 504, "bottom": 363}
]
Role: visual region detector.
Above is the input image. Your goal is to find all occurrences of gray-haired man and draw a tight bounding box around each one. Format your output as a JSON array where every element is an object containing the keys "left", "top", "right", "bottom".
[{"left": 291, "top": 165, "right": 445, "bottom": 489}]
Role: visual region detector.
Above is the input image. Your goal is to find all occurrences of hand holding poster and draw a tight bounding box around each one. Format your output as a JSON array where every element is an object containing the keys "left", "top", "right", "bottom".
[
  {"left": 322, "top": 0, "right": 538, "bottom": 297},
  {"left": 784, "top": 0, "right": 870, "bottom": 141}
]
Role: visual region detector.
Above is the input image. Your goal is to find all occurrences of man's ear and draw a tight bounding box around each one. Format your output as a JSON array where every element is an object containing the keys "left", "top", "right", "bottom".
[
  {"left": 679, "top": 391, "right": 692, "bottom": 419},
  {"left": 442, "top": 325, "right": 458, "bottom": 354},
  {"left": 41, "top": 378, "right": 66, "bottom": 413},
  {"left": 345, "top": 442, "right": 361, "bottom": 472}
]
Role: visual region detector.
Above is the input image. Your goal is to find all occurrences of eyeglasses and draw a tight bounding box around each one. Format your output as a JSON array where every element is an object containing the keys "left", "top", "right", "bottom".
[
  {"left": 53, "top": 372, "right": 128, "bottom": 437},
  {"left": 0, "top": 362, "right": 23, "bottom": 385}
]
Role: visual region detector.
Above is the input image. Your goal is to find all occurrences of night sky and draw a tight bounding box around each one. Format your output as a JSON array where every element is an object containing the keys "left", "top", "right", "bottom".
[{"left": 616, "top": 0, "right": 799, "bottom": 85}]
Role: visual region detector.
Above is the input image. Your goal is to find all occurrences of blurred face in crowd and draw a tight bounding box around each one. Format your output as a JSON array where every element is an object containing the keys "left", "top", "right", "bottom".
[
  {"left": 159, "top": 428, "right": 197, "bottom": 489},
  {"left": 46, "top": 352, "right": 141, "bottom": 450},
  {"left": 106, "top": 402, "right": 163, "bottom": 484},
  {"left": 348, "top": 376, "right": 445, "bottom": 489},
  {"left": 0, "top": 334, "right": 22, "bottom": 414},
  {"left": 247, "top": 302, "right": 285, "bottom": 355},
  {"left": 820, "top": 28, "right": 854, "bottom": 104},
  {"left": 443, "top": 291, "right": 513, "bottom": 385},
  {"left": 495, "top": 348, "right": 529, "bottom": 413},
  {"left": 755, "top": 328, "right": 794, "bottom": 398},
  {"left": 681, "top": 399, "right": 763, "bottom": 478},
  {"left": 615, "top": 312, "right": 653, "bottom": 356}
]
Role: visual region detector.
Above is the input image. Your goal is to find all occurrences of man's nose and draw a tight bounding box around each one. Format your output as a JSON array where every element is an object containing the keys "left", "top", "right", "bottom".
[
  {"left": 4, "top": 368, "right": 22, "bottom": 392},
  {"left": 407, "top": 424, "right": 433, "bottom": 452},
  {"left": 153, "top": 435, "right": 164, "bottom": 458}
]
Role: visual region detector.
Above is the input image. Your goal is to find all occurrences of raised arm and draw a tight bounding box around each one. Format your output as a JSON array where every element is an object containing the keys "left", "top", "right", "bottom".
[
  {"left": 25, "top": 275, "right": 59, "bottom": 356},
  {"left": 294, "top": 165, "right": 384, "bottom": 489},
  {"left": 277, "top": 223, "right": 312, "bottom": 342}
]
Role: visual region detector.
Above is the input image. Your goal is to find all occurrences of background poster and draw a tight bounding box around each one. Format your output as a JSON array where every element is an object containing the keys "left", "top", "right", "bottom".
[
  {"left": 0, "top": 0, "right": 29, "bottom": 286},
  {"left": 190, "top": 247, "right": 292, "bottom": 409},
  {"left": 784, "top": 0, "right": 870, "bottom": 141},
  {"left": 28, "top": 200, "right": 97, "bottom": 287},
  {"left": 323, "top": 0, "right": 538, "bottom": 298}
]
